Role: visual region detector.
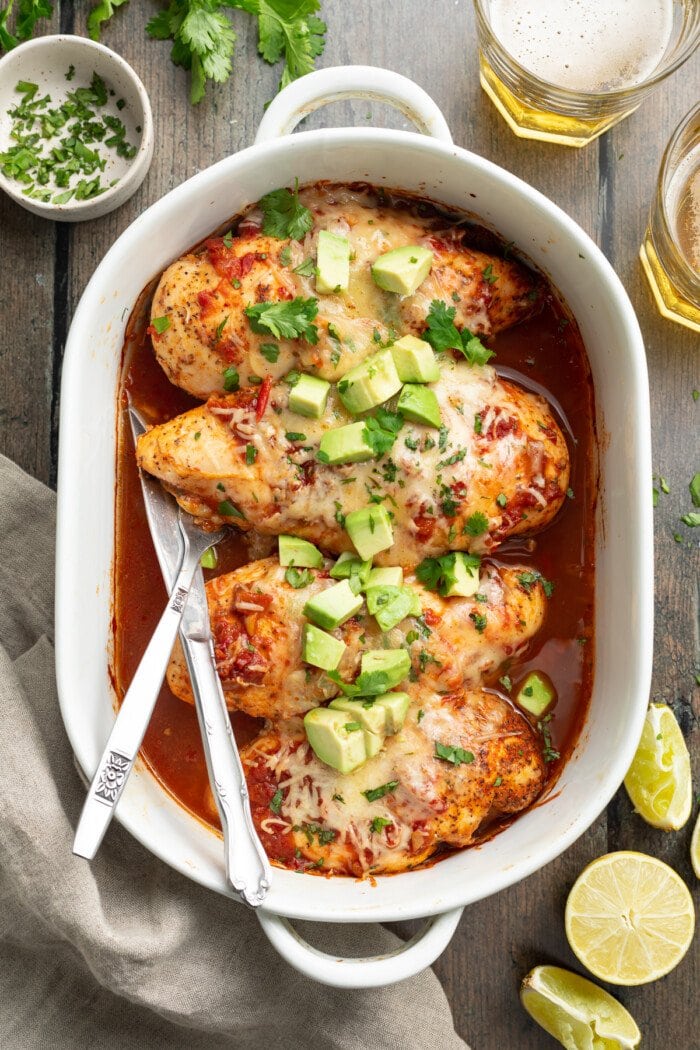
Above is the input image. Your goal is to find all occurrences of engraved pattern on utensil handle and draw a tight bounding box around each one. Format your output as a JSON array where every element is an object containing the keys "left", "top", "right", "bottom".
[{"left": 182, "top": 635, "right": 271, "bottom": 906}]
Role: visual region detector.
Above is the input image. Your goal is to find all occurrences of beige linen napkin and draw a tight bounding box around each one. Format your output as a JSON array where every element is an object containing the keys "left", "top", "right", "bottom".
[{"left": 0, "top": 454, "right": 468, "bottom": 1050}]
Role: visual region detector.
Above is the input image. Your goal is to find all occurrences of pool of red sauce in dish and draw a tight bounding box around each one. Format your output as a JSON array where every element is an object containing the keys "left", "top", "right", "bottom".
[{"left": 113, "top": 185, "right": 597, "bottom": 871}]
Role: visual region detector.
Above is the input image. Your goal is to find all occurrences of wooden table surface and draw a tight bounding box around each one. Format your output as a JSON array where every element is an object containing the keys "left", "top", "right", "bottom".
[{"left": 1, "top": 2, "right": 698, "bottom": 1046}]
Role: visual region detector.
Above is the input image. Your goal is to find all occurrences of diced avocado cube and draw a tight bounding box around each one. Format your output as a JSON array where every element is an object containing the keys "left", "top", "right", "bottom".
[
  {"left": 302, "top": 624, "right": 346, "bottom": 671},
  {"left": 374, "top": 692, "right": 411, "bottom": 734},
  {"left": 361, "top": 649, "right": 411, "bottom": 690},
  {"left": 391, "top": 335, "right": 440, "bottom": 383},
  {"left": 444, "top": 552, "right": 480, "bottom": 598},
  {"left": 371, "top": 245, "right": 434, "bottom": 295},
  {"left": 515, "top": 671, "right": 557, "bottom": 718},
  {"left": 330, "top": 552, "right": 373, "bottom": 585},
  {"left": 303, "top": 579, "right": 363, "bottom": 630},
  {"left": 278, "top": 534, "right": 324, "bottom": 568},
  {"left": 316, "top": 230, "right": 350, "bottom": 294},
  {"left": 319, "top": 422, "right": 373, "bottom": 465},
  {"left": 288, "top": 373, "right": 331, "bottom": 419},
  {"left": 330, "top": 697, "right": 388, "bottom": 739},
  {"left": 365, "top": 565, "right": 403, "bottom": 588},
  {"left": 304, "top": 707, "right": 368, "bottom": 773},
  {"left": 345, "top": 504, "right": 394, "bottom": 561},
  {"left": 397, "top": 384, "right": 442, "bottom": 428},
  {"left": 337, "top": 348, "right": 402, "bottom": 415},
  {"left": 365, "top": 585, "right": 415, "bottom": 632}
]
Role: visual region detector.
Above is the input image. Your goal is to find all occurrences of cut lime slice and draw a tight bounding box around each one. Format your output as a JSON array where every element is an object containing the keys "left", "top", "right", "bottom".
[
  {"left": 565, "top": 851, "right": 695, "bottom": 985},
  {"left": 691, "top": 810, "right": 700, "bottom": 880},
  {"left": 624, "top": 703, "right": 691, "bottom": 830},
  {"left": 521, "top": 965, "right": 640, "bottom": 1049}
]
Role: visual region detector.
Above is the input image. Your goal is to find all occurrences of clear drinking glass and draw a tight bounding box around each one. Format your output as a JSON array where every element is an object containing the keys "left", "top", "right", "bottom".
[
  {"left": 472, "top": 0, "right": 700, "bottom": 147},
  {"left": 641, "top": 102, "right": 700, "bottom": 332}
]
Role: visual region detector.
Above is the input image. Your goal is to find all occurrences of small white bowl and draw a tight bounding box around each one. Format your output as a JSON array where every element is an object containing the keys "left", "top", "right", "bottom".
[{"left": 0, "top": 34, "right": 153, "bottom": 221}]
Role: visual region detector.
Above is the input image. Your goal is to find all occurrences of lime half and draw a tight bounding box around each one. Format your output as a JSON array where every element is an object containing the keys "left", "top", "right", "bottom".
[
  {"left": 521, "top": 965, "right": 640, "bottom": 1049},
  {"left": 565, "top": 851, "right": 695, "bottom": 985},
  {"left": 624, "top": 703, "right": 692, "bottom": 830}
]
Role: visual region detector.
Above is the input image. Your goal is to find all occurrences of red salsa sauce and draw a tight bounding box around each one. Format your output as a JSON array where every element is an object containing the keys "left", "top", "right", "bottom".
[{"left": 113, "top": 184, "right": 597, "bottom": 859}]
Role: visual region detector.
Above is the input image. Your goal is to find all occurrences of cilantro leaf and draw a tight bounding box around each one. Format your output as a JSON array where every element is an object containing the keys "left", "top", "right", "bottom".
[
  {"left": 244, "top": 0, "right": 327, "bottom": 92},
  {"left": 690, "top": 472, "right": 700, "bottom": 508},
  {"left": 284, "top": 566, "right": 314, "bottom": 588},
  {"left": 269, "top": 787, "right": 283, "bottom": 813},
  {"left": 370, "top": 816, "right": 392, "bottom": 833},
  {"left": 517, "top": 570, "right": 554, "bottom": 598},
  {"left": 423, "top": 299, "right": 495, "bottom": 367},
  {"left": 415, "top": 552, "right": 481, "bottom": 597},
  {"left": 327, "top": 669, "right": 390, "bottom": 698},
  {"left": 260, "top": 179, "right": 313, "bottom": 240},
  {"left": 434, "top": 741, "right": 474, "bottom": 766},
  {"left": 146, "top": 1, "right": 237, "bottom": 105},
  {"left": 362, "top": 408, "right": 403, "bottom": 459},
  {"left": 245, "top": 296, "right": 318, "bottom": 341},
  {"left": 362, "top": 780, "right": 399, "bottom": 803},
  {"left": 463, "top": 511, "right": 488, "bottom": 537},
  {"left": 293, "top": 257, "right": 317, "bottom": 277},
  {"left": 87, "top": 0, "right": 129, "bottom": 41}
]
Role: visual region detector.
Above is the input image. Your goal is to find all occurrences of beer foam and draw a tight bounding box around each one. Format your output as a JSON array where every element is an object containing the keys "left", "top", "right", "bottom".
[{"left": 489, "top": 0, "right": 674, "bottom": 92}]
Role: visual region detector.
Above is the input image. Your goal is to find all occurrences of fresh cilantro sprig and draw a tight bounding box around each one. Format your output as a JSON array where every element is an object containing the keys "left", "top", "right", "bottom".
[
  {"left": 245, "top": 296, "right": 318, "bottom": 342},
  {"left": 415, "top": 552, "right": 481, "bottom": 597},
  {"left": 146, "top": 1, "right": 237, "bottom": 104},
  {"left": 423, "top": 300, "right": 494, "bottom": 367},
  {"left": 516, "top": 570, "right": 554, "bottom": 599},
  {"left": 88, "top": 0, "right": 129, "bottom": 41},
  {"left": 0, "top": 0, "right": 52, "bottom": 50},
  {"left": 434, "top": 741, "right": 474, "bottom": 766},
  {"left": 236, "top": 0, "right": 327, "bottom": 92},
  {"left": 362, "top": 407, "right": 404, "bottom": 459},
  {"left": 260, "top": 179, "right": 314, "bottom": 240},
  {"left": 327, "top": 669, "right": 390, "bottom": 698}
]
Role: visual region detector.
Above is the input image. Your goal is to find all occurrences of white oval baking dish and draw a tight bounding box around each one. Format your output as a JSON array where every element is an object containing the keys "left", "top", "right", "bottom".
[{"left": 56, "top": 66, "right": 653, "bottom": 989}]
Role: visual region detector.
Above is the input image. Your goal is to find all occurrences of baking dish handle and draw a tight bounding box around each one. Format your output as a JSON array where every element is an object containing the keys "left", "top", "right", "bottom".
[
  {"left": 254, "top": 65, "right": 453, "bottom": 145},
  {"left": 256, "top": 905, "right": 463, "bottom": 988}
]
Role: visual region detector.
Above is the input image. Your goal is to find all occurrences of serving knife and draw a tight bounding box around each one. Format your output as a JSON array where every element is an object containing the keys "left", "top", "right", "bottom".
[{"left": 119, "top": 407, "right": 270, "bottom": 906}]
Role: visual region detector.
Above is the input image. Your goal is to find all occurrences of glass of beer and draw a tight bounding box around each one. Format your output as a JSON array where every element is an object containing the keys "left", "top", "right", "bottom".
[
  {"left": 473, "top": 0, "right": 700, "bottom": 147},
  {"left": 641, "top": 103, "right": 700, "bottom": 332}
]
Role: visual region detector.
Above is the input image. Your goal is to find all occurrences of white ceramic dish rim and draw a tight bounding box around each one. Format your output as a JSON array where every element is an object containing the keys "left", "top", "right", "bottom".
[
  {"left": 56, "top": 67, "right": 653, "bottom": 984},
  {"left": 0, "top": 34, "right": 154, "bottom": 221}
]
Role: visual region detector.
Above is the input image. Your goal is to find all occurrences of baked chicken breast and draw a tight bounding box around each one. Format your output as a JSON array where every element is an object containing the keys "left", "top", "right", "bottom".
[
  {"left": 149, "top": 185, "right": 542, "bottom": 398},
  {"left": 136, "top": 357, "right": 570, "bottom": 567},
  {"left": 241, "top": 688, "right": 546, "bottom": 876},
  {"left": 167, "top": 556, "right": 548, "bottom": 719}
]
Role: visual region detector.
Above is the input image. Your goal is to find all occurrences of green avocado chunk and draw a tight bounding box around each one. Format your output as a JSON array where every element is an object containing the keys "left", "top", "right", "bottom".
[
  {"left": 443, "top": 552, "right": 480, "bottom": 598},
  {"left": 374, "top": 692, "right": 411, "bottom": 734},
  {"left": 361, "top": 649, "right": 411, "bottom": 690},
  {"left": 302, "top": 623, "right": 346, "bottom": 671},
  {"left": 330, "top": 551, "right": 373, "bottom": 589},
  {"left": 345, "top": 504, "right": 394, "bottom": 561},
  {"left": 391, "top": 334, "right": 440, "bottom": 383},
  {"left": 337, "top": 348, "right": 402, "bottom": 415},
  {"left": 365, "top": 585, "right": 420, "bottom": 632},
  {"left": 319, "top": 421, "right": 373, "bottom": 465},
  {"left": 303, "top": 579, "right": 363, "bottom": 630},
  {"left": 278, "top": 534, "right": 324, "bottom": 568},
  {"left": 371, "top": 245, "right": 433, "bottom": 295},
  {"left": 329, "top": 697, "right": 387, "bottom": 756},
  {"left": 288, "top": 373, "right": 331, "bottom": 418},
  {"left": 304, "top": 707, "right": 368, "bottom": 773},
  {"left": 365, "top": 565, "right": 403, "bottom": 589},
  {"left": 515, "top": 671, "right": 557, "bottom": 718},
  {"left": 316, "top": 230, "right": 350, "bottom": 294},
  {"left": 397, "top": 383, "right": 442, "bottom": 428}
]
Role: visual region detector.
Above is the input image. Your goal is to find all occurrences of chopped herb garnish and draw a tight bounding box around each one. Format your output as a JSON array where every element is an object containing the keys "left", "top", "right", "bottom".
[
  {"left": 681, "top": 512, "right": 700, "bottom": 527},
  {"left": 434, "top": 741, "right": 474, "bottom": 766},
  {"left": 499, "top": 675, "right": 512, "bottom": 692},
  {"left": 496, "top": 492, "right": 507, "bottom": 508},
  {"left": 245, "top": 296, "right": 318, "bottom": 342},
  {"left": 689, "top": 473, "right": 700, "bottom": 508},
  {"left": 218, "top": 499, "right": 245, "bottom": 518},
  {"left": 363, "top": 408, "right": 403, "bottom": 458},
  {"left": 259, "top": 179, "right": 313, "bottom": 240},
  {"left": 285, "top": 431, "right": 306, "bottom": 442},
  {"left": 214, "top": 315, "right": 229, "bottom": 342},
  {"left": 245, "top": 443, "right": 257, "bottom": 465},
  {"left": 417, "top": 708, "right": 425, "bottom": 722},
  {"left": 474, "top": 413, "right": 483, "bottom": 435},
  {"left": 370, "top": 816, "right": 392, "bottom": 833},
  {"left": 269, "top": 788, "right": 283, "bottom": 814},
  {"left": 293, "top": 257, "right": 317, "bottom": 277},
  {"left": 482, "top": 263, "right": 498, "bottom": 285},
  {"left": 463, "top": 511, "right": 488, "bottom": 537},
  {"left": 344, "top": 721, "right": 362, "bottom": 732},
  {"left": 469, "top": 612, "right": 487, "bottom": 633},
  {"left": 151, "top": 315, "right": 170, "bottom": 334},
  {"left": 222, "top": 230, "right": 234, "bottom": 248},
  {"left": 279, "top": 245, "right": 292, "bottom": 265},
  {"left": 437, "top": 448, "right": 467, "bottom": 468},
  {"left": 222, "top": 366, "right": 239, "bottom": 391},
  {"left": 538, "top": 714, "right": 560, "bottom": 763},
  {"left": 423, "top": 300, "right": 494, "bottom": 367},
  {"left": 517, "top": 570, "right": 554, "bottom": 598},
  {"left": 362, "top": 780, "right": 399, "bottom": 802},
  {"left": 260, "top": 342, "right": 280, "bottom": 362}
]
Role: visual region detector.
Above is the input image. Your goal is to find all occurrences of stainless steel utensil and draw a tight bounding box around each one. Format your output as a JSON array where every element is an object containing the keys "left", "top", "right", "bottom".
[
  {"left": 73, "top": 507, "right": 223, "bottom": 861},
  {"left": 124, "top": 408, "right": 271, "bottom": 907}
]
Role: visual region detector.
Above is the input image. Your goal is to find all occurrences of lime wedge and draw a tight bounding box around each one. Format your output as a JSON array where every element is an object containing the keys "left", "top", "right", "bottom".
[
  {"left": 565, "top": 851, "right": 695, "bottom": 985},
  {"left": 520, "top": 965, "right": 640, "bottom": 1049},
  {"left": 624, "top": 703, "right": 691, "bottom": 830},
  {"left": 691, "top": 809, "right": 700, "bottom": 880}
]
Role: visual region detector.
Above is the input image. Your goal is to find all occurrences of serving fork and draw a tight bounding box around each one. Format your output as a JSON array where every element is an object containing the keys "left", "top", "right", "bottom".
[{"left": 72, "top": 407, "right": 271, "bottom": 907}]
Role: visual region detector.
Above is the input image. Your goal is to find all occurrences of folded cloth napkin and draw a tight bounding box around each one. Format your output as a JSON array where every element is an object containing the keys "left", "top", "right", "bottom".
[{"left": 0, "top": 455, "right": 468, "bottom": 1050}]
